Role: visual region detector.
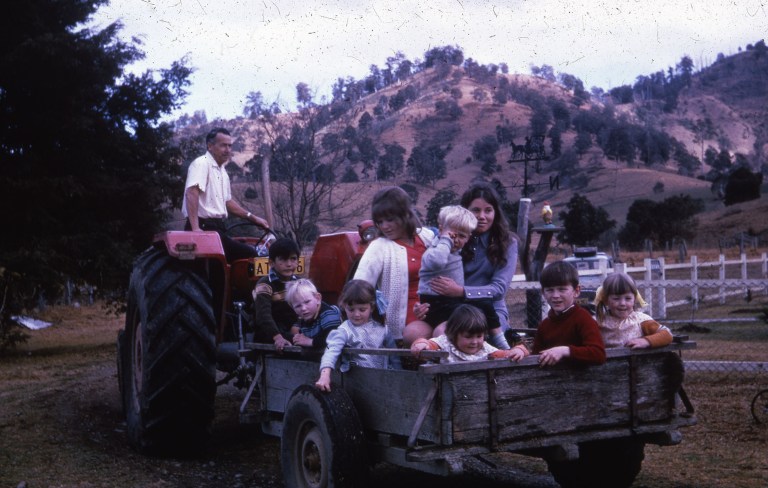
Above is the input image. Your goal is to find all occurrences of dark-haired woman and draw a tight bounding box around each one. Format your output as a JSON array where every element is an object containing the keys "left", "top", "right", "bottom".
[
  {"left": 427, "top": 183, "right": 519, "bottom": 349},
  {"left": 354, "top": 186, "right": 435, "bottom": 344}
]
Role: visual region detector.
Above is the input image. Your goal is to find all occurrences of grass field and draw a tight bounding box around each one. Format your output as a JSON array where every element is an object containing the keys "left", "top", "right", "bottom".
[{"left": 0, "top": 303, "right": 766, "bottom": 487}]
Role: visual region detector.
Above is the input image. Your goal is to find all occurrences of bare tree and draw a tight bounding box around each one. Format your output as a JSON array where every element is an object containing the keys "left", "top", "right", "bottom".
[{"left": 245, "top": 87, "right": 366, "bottom": 246}]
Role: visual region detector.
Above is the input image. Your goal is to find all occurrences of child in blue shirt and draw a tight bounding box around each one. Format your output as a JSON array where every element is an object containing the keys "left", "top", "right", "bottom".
[{"left": 286, "top": 278, "right": 341, "bottom": 349}]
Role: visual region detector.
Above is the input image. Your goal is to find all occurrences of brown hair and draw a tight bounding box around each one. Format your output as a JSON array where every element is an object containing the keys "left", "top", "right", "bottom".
[
  {"left": 540, "top": 260, "right": 580, "bottom": 288},
  {"left": 338, "top": 279, "right": 384, "bottom": 323},
  {"left": 445, "top": 304, "right": 488, "bottom": 343},
  {"left": 459, "top": 183, "right": 518, "bottom": 266},
  {"left": 371, "top": 186, "right": 421, "bottom": 239}
]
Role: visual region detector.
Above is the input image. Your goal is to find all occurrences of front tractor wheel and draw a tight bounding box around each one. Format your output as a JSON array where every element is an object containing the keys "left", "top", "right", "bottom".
[
  {"left": 281, "top": 386, "right": 368, "bottom": 488},
  {"left": 118, "top": 247, "right": 217, "bottom": 456}
]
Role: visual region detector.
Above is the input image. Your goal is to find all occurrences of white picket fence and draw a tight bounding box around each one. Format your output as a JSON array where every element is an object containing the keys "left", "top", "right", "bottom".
[{"left": 509, "top": 253, "right": 768, "bottom": 320}]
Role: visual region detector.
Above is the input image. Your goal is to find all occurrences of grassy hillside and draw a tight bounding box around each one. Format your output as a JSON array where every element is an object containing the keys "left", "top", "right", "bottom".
[{"left": 192, "top": 45, "right": 768, "bottom": 251}]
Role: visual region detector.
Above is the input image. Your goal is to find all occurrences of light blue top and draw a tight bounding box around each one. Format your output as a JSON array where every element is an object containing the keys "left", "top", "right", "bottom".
[
  {"left": 319, "top": 319, "right": 399, "bottom": 372},
  {"left": 462, "top": 232, "right": 519, "bottom": 328},
  {"left": 417, "top": 235, "right": 463, "bottom": 296}
]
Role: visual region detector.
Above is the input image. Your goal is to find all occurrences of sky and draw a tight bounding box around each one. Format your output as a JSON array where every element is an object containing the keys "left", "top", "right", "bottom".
[{"left": 90, "top": 0, "right": 768, "bottom": 121}]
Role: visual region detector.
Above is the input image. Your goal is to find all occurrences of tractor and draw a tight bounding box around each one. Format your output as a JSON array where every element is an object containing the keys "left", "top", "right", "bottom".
[{"left": 116, "top": 221, "right": 375, "bottom": 454}]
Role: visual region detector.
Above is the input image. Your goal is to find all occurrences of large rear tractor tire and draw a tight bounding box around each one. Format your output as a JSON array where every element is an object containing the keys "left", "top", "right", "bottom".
[
  {"left": 117, "top": 247, "right": 217, "bottom": 456},
  {"left": 546, "top": 437, "right": 645, "bottom": 488},
  {"left": 281, "top": 386, "right": 368, "bottom": 488}
]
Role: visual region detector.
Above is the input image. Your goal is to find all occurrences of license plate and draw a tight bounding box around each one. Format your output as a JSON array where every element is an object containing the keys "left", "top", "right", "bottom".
[{"left": 251, "top": 257, "right": 306, "bottom": 277}]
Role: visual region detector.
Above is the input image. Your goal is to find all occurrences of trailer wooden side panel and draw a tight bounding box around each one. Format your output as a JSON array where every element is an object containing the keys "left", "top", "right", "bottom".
[
  {"left": 255, "top": 347, "right": 688, "bottom": 451},
  {"left": 263, "top": 357, "right": 319, "bottom": 412},
  {"left": 446, "top": 352, "right": 684, "bottom": 445},
  {"left": 341, "top": 368, "right": 441, "bottom": 443},
  {"left": 260, "top": 356, "right": 443, "bottom": 443}
]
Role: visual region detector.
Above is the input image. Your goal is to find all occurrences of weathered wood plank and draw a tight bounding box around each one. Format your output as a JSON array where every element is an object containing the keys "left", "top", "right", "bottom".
[
  {"left": 243, "top": 344, "right": 447, "bottom": 360},
  {"left": 342, "top": 368, "right": 441, "bottom": 443},
  {"left": 417, "top": 343, "right": 694, "bottom": 375},
  {"left": 634, "top": 352, "right": 684, "bottom": 422},
  {"left": 263, "top": 357, "right": 319, "bottom": 412},
  {"left": 444, "top": 352, "right": 684, "bottom": 445}
]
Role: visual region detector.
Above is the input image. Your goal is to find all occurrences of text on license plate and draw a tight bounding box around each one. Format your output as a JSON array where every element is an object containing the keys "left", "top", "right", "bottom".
[{"left": 252, "top": 257, "right": 306, "bottom": 277}]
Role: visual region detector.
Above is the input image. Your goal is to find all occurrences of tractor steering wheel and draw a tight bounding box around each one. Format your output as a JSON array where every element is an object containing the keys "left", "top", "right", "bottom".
[{"left": 224, "top": 221, "right": 278, "bottom": 256}]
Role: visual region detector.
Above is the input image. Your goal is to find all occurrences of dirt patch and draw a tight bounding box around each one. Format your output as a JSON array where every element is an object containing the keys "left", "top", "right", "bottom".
[{"left": 1, "top": 305, "right": 766, "bottom": 487}]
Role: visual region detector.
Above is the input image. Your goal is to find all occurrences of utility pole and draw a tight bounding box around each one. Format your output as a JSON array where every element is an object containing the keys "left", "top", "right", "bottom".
[
  {"left": 508, "top": 135, "right": 563, "bottom": 327},
  {"left": 506, "top": 134, "right": 548, "bottom": 198}
]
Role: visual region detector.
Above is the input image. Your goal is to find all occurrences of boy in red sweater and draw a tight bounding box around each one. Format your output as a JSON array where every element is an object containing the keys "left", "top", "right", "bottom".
[{"left": 532, "top": 260, "right": 606, "bottom": 366}]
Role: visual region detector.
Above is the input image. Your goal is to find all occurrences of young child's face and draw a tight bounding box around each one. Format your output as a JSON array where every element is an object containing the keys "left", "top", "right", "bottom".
[
  {"left": 607, "top": 293, "right": 635, "bottom": 320},
  {"left": 444, "top": 225, "right": 471, "bottom": 252},
  {"left": 290, "top": 291, "right": 322, "bottom": 321},
  {"left": 454, "top": 331, "right": 485, "bottom": 355},
  {"left": 272, "top": 254, "right": 299, "bottom": 280},
  {"left": 344, "top": 302, "right": 372, "bottom": 326},
  {"left": 542, "top": 284, "right": 580, "bottom": 313}
]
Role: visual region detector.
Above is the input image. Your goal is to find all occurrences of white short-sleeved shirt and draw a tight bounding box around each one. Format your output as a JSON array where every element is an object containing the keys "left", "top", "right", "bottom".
[{"left": 182, "top": 151, "right": 231, "bottom": 219}]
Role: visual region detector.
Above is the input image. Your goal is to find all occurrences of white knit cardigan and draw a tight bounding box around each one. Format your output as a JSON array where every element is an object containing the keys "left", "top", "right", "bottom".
[{"left": 353, "top": 228, "right": 435, "bottom": 340}]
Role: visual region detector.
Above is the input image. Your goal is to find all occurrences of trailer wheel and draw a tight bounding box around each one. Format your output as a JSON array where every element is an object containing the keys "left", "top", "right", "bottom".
[
  {"left": 119, "top": 247, "right": 217, "bottom": 456},
  {"left": 281, "top": 386, "right": 368, "bottom": 488},
  {"left": 546, "top": 437, "right": 645, "bottom": 488}
]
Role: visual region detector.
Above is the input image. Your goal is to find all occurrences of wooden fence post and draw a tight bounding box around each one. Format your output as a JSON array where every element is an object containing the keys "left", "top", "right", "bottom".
[
  {"left": 657, "top": 257, "right": 666, "bottom": 319},
  {"left": 719, "top": 254, "right": 726, "bottom": 305},
  {"left": 678, "top": 240, "right": 687, "bottom": 263},
  {"left": 517, "top": 198, "right": 531, "bottom": 277},
  {"left": 643, "top": 258, "right": 653, "bottom": 317},
  {"left": 516, "top": 198, "right": 542, "bottom": 328},
  {"left": 763, "top": 253, "right": 768, "bottom": 294},
  {"left": 691, "top": 255, "right": 699, "bottom": 312},
  {"left": 741, "top": 253, "right": 748, "bottom": 281}
]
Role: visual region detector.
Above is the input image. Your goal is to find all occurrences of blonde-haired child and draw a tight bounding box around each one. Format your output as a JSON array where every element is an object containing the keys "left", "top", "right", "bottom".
[
  {"left": 286, "top": 278, "right": 341, "bottom": 349},
  {"left": 315, "top": 280, "right": 399, "bottom": 391},
  {"left": 594, "top": 272, "right": 673, "bottom": 349},
  {"left": 409, "top": 205, "right": 510, "bottom": 350},
  {"left": 411, "top": 304, "right": 528, "bottom": 363}
]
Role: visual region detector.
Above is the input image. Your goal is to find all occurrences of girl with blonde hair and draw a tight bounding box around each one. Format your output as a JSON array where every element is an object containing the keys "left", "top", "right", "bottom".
[{"left": 594, "top": 272, "right": 673, "bottom": 349}]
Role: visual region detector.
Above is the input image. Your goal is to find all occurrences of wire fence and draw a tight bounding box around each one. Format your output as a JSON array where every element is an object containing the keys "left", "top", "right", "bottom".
[{"left": 506, "top": 253, "right": 768, "bottom": 377}]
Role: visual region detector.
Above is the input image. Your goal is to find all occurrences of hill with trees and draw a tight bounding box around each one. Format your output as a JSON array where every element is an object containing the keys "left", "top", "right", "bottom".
[{"left": 174, "top": 42, "right": 767, "bottom": 250}]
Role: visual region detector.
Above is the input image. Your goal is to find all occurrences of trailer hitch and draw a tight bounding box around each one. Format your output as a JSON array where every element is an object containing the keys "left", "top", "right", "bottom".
[{"left": 217, "top": 302, "right": 256, "bottom": 388}]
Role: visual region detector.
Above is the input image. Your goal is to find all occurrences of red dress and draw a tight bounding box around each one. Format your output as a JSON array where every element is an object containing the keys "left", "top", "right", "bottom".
[{"left": 398, "top": 235, "right": 426, "bottom": 324}]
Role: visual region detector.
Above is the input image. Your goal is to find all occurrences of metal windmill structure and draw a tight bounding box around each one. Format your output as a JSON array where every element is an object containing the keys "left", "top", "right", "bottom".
[{"left": 506, "top": 134, "right": 550, "bottom": 198}]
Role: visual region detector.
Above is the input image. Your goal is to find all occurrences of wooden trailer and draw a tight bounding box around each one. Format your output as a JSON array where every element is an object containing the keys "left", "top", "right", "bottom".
[{"left": 239, "top": 341, "right": 696, "bottom": 488}]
